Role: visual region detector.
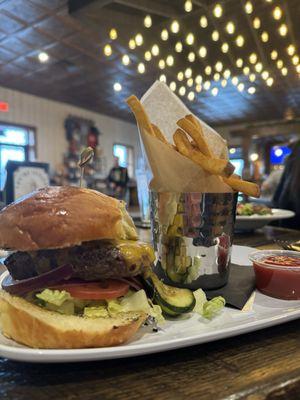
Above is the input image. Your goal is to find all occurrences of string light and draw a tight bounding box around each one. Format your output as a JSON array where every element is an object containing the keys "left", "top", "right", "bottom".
[
  {"left": 109, "top": 29, "right": 118, "bottom": 40},
  {"left": 287, "top": 45, "right": 296, "bottom": 56},
  {"left": 187, "top": 78, "right": 194, "bottom": 87},
  {"left": 276, "top": 59, "right": 283, "bottom": 68},
  {"left": 159, "top": 74, "right": 166, "bottom": 83},
  {"left": 273, "top": 6, "right": 282, "bottom": 20},
  {"left": 253, "top": 17, "right": 261, "bottom": 29},
  {"left": 144, "top": 15, "right": 152, "bottom": 28},
  {"left": 226, "top": 22, "right": 235, "bottom": 34},
  {"left": 129, "top": 39, "right": 136, "bottom": 49},
  {"left": 292, "top": 55, "right": 299, "bottom": 65},
  {"left": 279, "top": 24, "right": 288, "bottom": 36},
  {"left": 221, "top": 43, "right": 229, "bottom": 53},
  {"left": 221, "top": 79, "right": 227, "bottom": 87},
  {"left": 188, "top": 91, "right": 195, "bottom": 101},
  {"left": 144, "top": 51, "right": 152, "bottom": 61},
  {"left": 179, "top": 86, "right": 186, "bottom": 96},
  {"left": 122, "top": 54, "right": 130, "bottom": 65},
  {"left": 151, "top": 44, "right": 160, "bottom": 56},
  {"left": 236, "top": 58, "right": 243, "bottom": 68},
  {"left": 166, "top": 55, "right": 174, "bottom": 66},
  {"left": 213, "top": 3, "right": 223, "bottom": 18},
  {"left": 161, "top": 29, "right": 169, "bottom": 41},
  {"left": 249, "top": 53, "right": 258, "bottom": 64},
  {"left": 232, "top": 76, "right": 239, "bottom": 85},
  {"left": 203, "top": 81, "right": 211, "bottom": 90},
  {"left": 103, "top": 44, "right": 112, "bottom": 56},
  {"left": 113, "top": 82, "right": 122, "bottom": 92},
  {"left": 211, "top": 87, "right": 219, "bottom": 96},
  {"left": 198, "top": 46, "right": 207, "bottom": 58},
  {"left": 213, "top": 72, "right": 220, "bottom": 81},
  {"left": 199, "top": 16, "right": 208, "bottom": 28},
  {"left": 188, "top": 52, "right": 196, "bottom": 62},
  {"left": 184, "top": 0, "right": 193, "bottom": 12},
  {"left": 170, "top": 81, "right": 177, "bottom": 91},
  {"left": 281, "top": 67, "right": 288, "bottom": 76},
  {"left": 245, "top": 1, "right": 253, "bottom": 14},
  {"left": 212, "top": 30, "right": 220, "bottom": 41},
  {"left": 296, "top": 65, "right": 300, "bottom": 73},
  {"left": 185, "top": 67, "right": 192, "bottom": 78},
  {"left": 38, "top": 52, "right": 49, "bottom": 63},
  {"left": 243, "top": 66, "right": 250, "bottom": 75},
  {"left": 215, "top": 61, "right": 223, "bottom": 72},
  {"left": 223, "top": 69, "right": 231, "bottom": 79},
  {"left": 171, "top": 20, "right": 180, "bottom": 33},
  {"left": 186, "top": 33, "right": 194, "bottom": 45},
  {"left": 135, "top": 33, "right": 143, "bottom": 46},
  {"left": 270, "top": 50, "right": 278, "bottom": 60},
  {"left": 261, "top": 31, "right": 269, "bottom": 42},
  {"left": 266, "top": 77, "right": 274, "bottom": 86},
  {"left": 248, "top": 86, "right": 256, "bottom": 94},
  {"left": 137, "top": 63, "right": 145, "bottom": 73},
  {"left": 255, "top": 62, "right": 263, "bottom": 73},
  {"left": 175, "top": 42, "right": 183, "bottom": 53},
  {"left": 158, "top": 59, "right": 165, "bottom": 69},
  {"left": 236, "top": 35, "right": 245, "bottom": 47},
  {"left": 205, "top": 65, "right": 212, "bottom": 75},
  {"left": 195, "top": 75, "right": 202, "bottom": 84},
  {"left": 177, "top": 71, "right": 184, "bottom": 81},
  {"left": 238, "top": 83, "right": 245, "bottom": 92},
  {"left": 249, "top": 73, "right": 256, "bottom": 82},
  {"left": 196, "top": 84, "right": 202, "bottom": 92},
  {"left": 261, "top": 70, "right": 269, "bottom": 80}
]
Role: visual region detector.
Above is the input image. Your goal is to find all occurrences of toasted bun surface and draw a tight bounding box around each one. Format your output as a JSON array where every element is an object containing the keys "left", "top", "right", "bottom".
[
  {"left": 0, "top": 290, "right": 146, "bottom": 349},
  {"left": 0, "top": 186, "right": 138, "bottom": 251}
]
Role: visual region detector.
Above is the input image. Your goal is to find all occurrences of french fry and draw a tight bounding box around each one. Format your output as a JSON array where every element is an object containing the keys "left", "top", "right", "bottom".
[
  {"left": 223, "top": 176, "right": 260, "bottom": 198},
  {"left": 173, "top": 129, "right": 235, "bottom": 177},
  {"left": 126, "top": 95, "right": 154, "bottom": 137},
  {"left": 151, "top": 123, "right": 169, "bottom": 145},
  {"left": 177, "top": 116, "right": 213, "bottom": 157}
]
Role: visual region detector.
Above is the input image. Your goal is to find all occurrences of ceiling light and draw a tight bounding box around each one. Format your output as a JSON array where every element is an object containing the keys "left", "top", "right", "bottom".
[
  {"left": 213, "top": 3, "right": 223, "bottom": 18},
  {"left": 113, "top": 82, "right": 122, "bottom": 92},
  {"left": 205, "top": 65, "right": 212, "bottom": 75},
  {"left": 248, "top": 86, "right": 256, "bottom": 94},
  {"left": 144, "top": 15, "right": 152, "bottom": 28},
  {"left": 232, "top": 76, "right": 239, "bottom": 85},
  {"left": 271, "top": 50, "right": 278, "bottom": 60},
  {"left": 170, "top": 81, "right": 177, "bottom": 91},
  {"left": 161, "top": 29, "right": 169, "bottom": 41},
  {"left": 179, "top": 86, "right": 186, "bottom": 96},
  {"left": 187, "top": 78, "right": 194, "bottom": 87},
  {"left": 198, "top": 46, "right": 207, "bottom": 58},
  {"left": 175, "top": 41, "right": 183, "bottom": 52},
  {"left": 188, "top": 52, "right": 195, "bottom": 62},
  {"left": 213, "top": 72, "right": 220, "bottom": 81},
  {"left": 184, "top": 0, "right": 193, "bottom": 12},
  {"left": 38, "top": 51, "right": 49, "bottom": 62},
  {"left": 229, "top": 148, "right": 236, "bottom": 154},
  {"left": 109, "top": 28, "right": 118, "bottom": 40},
  {"left": 281, "top": 67, "right": 288, "bottom": 76},
  {"left": 159, "top": 74, "right": 166, "bottom": 83},
  {"left": 226, "top": 21, "right": 235, "bottom": 34},
  {"left": 250, "top": 153, "right": 259, "bottom": 161},
  {"left": 245, "top": 1, "right": 253, "bottom": 14},
  {"left": 255, "top": 62, "right": 263, "bottom": 72},
  {"left": 185, "top": 67, "right": 192, "bottom": 78},
  {"left": 203, "top": 81, "right": 211, "bottom": 90},
  {"left": 212, "top": 30, "right": 220, "bottom": 41},
  {"left": 273, "top": 6, "right": 282, "bottom": 20},
  {"left": 261, "top": 31, "right": 269, "bottom": 42},
  {"left": 279, "top": 24, "right": 288, "bottom": 36},
  {"left": 243, "top": 66, "right": 250, "bottom": 75},
  {"left": 287, "top": 45, "right": 296, "bottom": 56},
  {"left": 236, "top": 35, "right": 245, "bottom": 47},
  {"left": 103, "top": 45, "right": 112, "bottom": 57},
  {"left": 261, "top": 70, "right": 269, "bottom": 80},
  {"left": 211, "top": 87, "right": 219, "bottom": 96},
  {"left": 249, "top": 73, "right": 256, "bottom": 82},
  {"left": 238, "top": 83, "right": 245, "bottom": 92},
  {"left": 221, "top": 43, "right": 229, "bottom": 53},
  {"left": 236, "top": 58, "right": 243, "bottom": 68},
  {"left": 249, "top": 53, "right": 257, "bottom": 64},
  {"left": 171, "top": 20, "right": 180, "bottom": 33},
  {"left": 151, "top": 44, "right": 159, "bottom": 56},
  {"left": 177, "top": 71, "right": 184, "bottom": 81},
  {"left": 135, "top": 33, "right": 143, "bottom": 46},
  {"left": 188, "top": 91, "right": 195, "bottom": 101},
  {"left": 166, "top": 55, "right": 174, "bottom": 66},
  {"left": 137, "top": 63, "right": 145, "bottom": 74},
  {"left": 129, "top": 39, "right": 136, "bottom": 49},
  {"left": 266, "top": 77, "right": 274, "bottom": 86},
  {"left": 296, "top": 65, "right": 300, "bottom": 73},
  {"left": 122, "top": 54, "right": 130, "bottom": 65},
  {"left": 223, "top": 69, "right": 231, "bottom": 79},
  {"left": 144, "top": 51, "right": 152, "bottom": 61},
  {"left": 266, "top": 0, "right": 272, "bottom": 2},
  {"left": 276, "top": 59, "right": 283, "bottom": 68},
  {"left": 158, "top": 59, "right": 165, "bottom": 69},
  {"left": 221, "top": 79, "right": 227, "bottom": 87},
  {"left": 215, "top": 61, "right": 223, "bottom": 72},
  {"left": 292, "top": 55, "right": 299, "bottom": 65},
  {"left": 195, "top": 75, "right": 202, "bottom": 84},
  {"left": 186, "top": 33, "right": 194, "bottom": 45},
  {"left": 199, "top": 16, "right": 208, "bottom": 28},
  {"left": 196, "top": 84, "right": 202, "bottom": 92},
  {"left": 253, "top": 17, "right": 261, "bottom": 29}
]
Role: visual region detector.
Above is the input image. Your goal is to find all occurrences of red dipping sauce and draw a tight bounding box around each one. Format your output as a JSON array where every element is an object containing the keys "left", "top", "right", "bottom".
[{"left": 249, "top": 250, "right": 300, "bottom": 300}]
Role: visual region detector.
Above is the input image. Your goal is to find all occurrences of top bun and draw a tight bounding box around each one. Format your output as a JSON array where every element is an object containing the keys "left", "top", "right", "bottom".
[{"left": 0, "top": 186, "right": 138, "bottom": 251}]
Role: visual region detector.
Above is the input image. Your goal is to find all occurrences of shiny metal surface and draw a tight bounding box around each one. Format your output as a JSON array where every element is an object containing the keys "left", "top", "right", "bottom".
[{"left": 150, "top": 191, "right": 238, "bottom": 290}]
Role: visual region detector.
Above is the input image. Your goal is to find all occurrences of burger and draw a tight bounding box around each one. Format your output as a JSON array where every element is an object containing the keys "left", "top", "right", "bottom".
[{"left": 0, "top": 186, "right": 160, "bottom": 349}]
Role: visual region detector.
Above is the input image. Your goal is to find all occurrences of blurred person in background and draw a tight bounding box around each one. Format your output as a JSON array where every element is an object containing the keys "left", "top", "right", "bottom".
[
  {"left": 107, "top": 156, "right": 129, "bottom": 200},
  {"left": 261, "top": 167, "right": 284, "bottom": 199},
  {"left": 273, "top": 140, "right": 300, "bottom": 229}
]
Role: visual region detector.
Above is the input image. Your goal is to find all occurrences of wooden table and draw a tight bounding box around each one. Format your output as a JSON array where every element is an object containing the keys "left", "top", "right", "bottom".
[{"left": 0, "top": 227, "right": 299, "bottom": 400}]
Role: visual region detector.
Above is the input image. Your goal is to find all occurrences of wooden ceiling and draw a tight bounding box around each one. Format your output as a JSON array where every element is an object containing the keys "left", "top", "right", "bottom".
[{"left": 0, "top": 0, "right": 300, "bottom": 126}]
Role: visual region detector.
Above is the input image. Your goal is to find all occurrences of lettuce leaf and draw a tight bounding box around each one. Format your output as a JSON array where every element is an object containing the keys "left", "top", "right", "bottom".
[
  {"left": 202, "top": 296, "right": 226, "bottom": 319},
  {"left": 83, "top": 306, "right": 109, "bottom": 318}
]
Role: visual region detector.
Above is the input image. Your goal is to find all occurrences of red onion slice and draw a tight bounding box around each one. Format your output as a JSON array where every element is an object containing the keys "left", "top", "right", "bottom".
[{"left": 2, "top": 264, "right": 74, "bottom": 295}]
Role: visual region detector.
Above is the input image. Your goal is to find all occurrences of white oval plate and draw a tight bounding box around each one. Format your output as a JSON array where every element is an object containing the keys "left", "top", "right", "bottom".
[
  {"left": 0, "top": 245, "right": 299, "bottom": 363},
  {"left": 235, "top": 208, "right": 295, "bottom": 231}
]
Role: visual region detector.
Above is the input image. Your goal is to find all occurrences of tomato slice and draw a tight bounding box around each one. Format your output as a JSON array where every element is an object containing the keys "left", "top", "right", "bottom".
[{"left": 51, "top": 280, "right": 129, "bottom": 300}]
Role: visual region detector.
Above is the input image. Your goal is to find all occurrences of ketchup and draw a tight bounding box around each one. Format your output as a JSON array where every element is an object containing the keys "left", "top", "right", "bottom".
[{"left": 253, "top": 254, "right": 300, "bottom": 300}]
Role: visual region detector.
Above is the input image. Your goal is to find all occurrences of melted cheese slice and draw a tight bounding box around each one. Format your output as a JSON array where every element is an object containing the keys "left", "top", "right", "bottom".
[{"left": 115, "top": 240, "right": 155, "bottom": 268}]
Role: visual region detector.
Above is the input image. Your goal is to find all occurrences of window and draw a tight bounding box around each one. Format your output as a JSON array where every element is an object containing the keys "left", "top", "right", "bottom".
[
  {"left": 0, "top": 123, "right": 36, "bottom": 189},
  {"left": 113, "top": 144, "right": 134, "bottom": 177}
]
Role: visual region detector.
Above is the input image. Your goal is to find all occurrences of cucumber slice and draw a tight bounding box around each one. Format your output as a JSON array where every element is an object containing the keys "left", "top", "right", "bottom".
[
  {"left": 154, "top": 296, "right": 181, "bottom": 317},
  {"left": 166, "top": 266, "right": 187, "bottom": 284}
]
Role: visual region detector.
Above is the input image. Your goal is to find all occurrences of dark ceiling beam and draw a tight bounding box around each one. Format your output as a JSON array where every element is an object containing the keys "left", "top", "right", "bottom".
[
  {"left": 68, "top": 0, "right": 113, "bottom": 15},
  {"left": 114, "top": 0, "right": 179, "bottom": 18}
]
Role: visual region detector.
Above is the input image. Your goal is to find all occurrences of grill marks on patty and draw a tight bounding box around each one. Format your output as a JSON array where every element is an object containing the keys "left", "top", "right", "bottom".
[{"left": 4, "top": 240, "right": 144, "bottom": 281}]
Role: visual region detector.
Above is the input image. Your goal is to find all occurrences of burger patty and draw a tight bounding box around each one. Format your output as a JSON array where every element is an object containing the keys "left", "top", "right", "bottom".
[{"left": 5, "top": 240, "right": 146, "bottom": 281}]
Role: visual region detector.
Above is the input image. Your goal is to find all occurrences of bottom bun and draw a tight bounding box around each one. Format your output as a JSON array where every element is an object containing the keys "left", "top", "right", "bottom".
[{"left": 0, "top": 290, "right": 146, "bottom": 349}]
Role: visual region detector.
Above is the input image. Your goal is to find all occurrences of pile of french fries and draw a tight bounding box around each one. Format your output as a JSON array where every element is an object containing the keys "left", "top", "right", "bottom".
[{"left": 126, "top": 95, "right": 260, "bottom": 198}]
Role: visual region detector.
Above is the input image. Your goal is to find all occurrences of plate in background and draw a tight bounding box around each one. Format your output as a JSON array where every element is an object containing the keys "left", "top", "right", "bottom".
[{"left": 235, "top": 208, "right": 295, "bottom": 231}]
